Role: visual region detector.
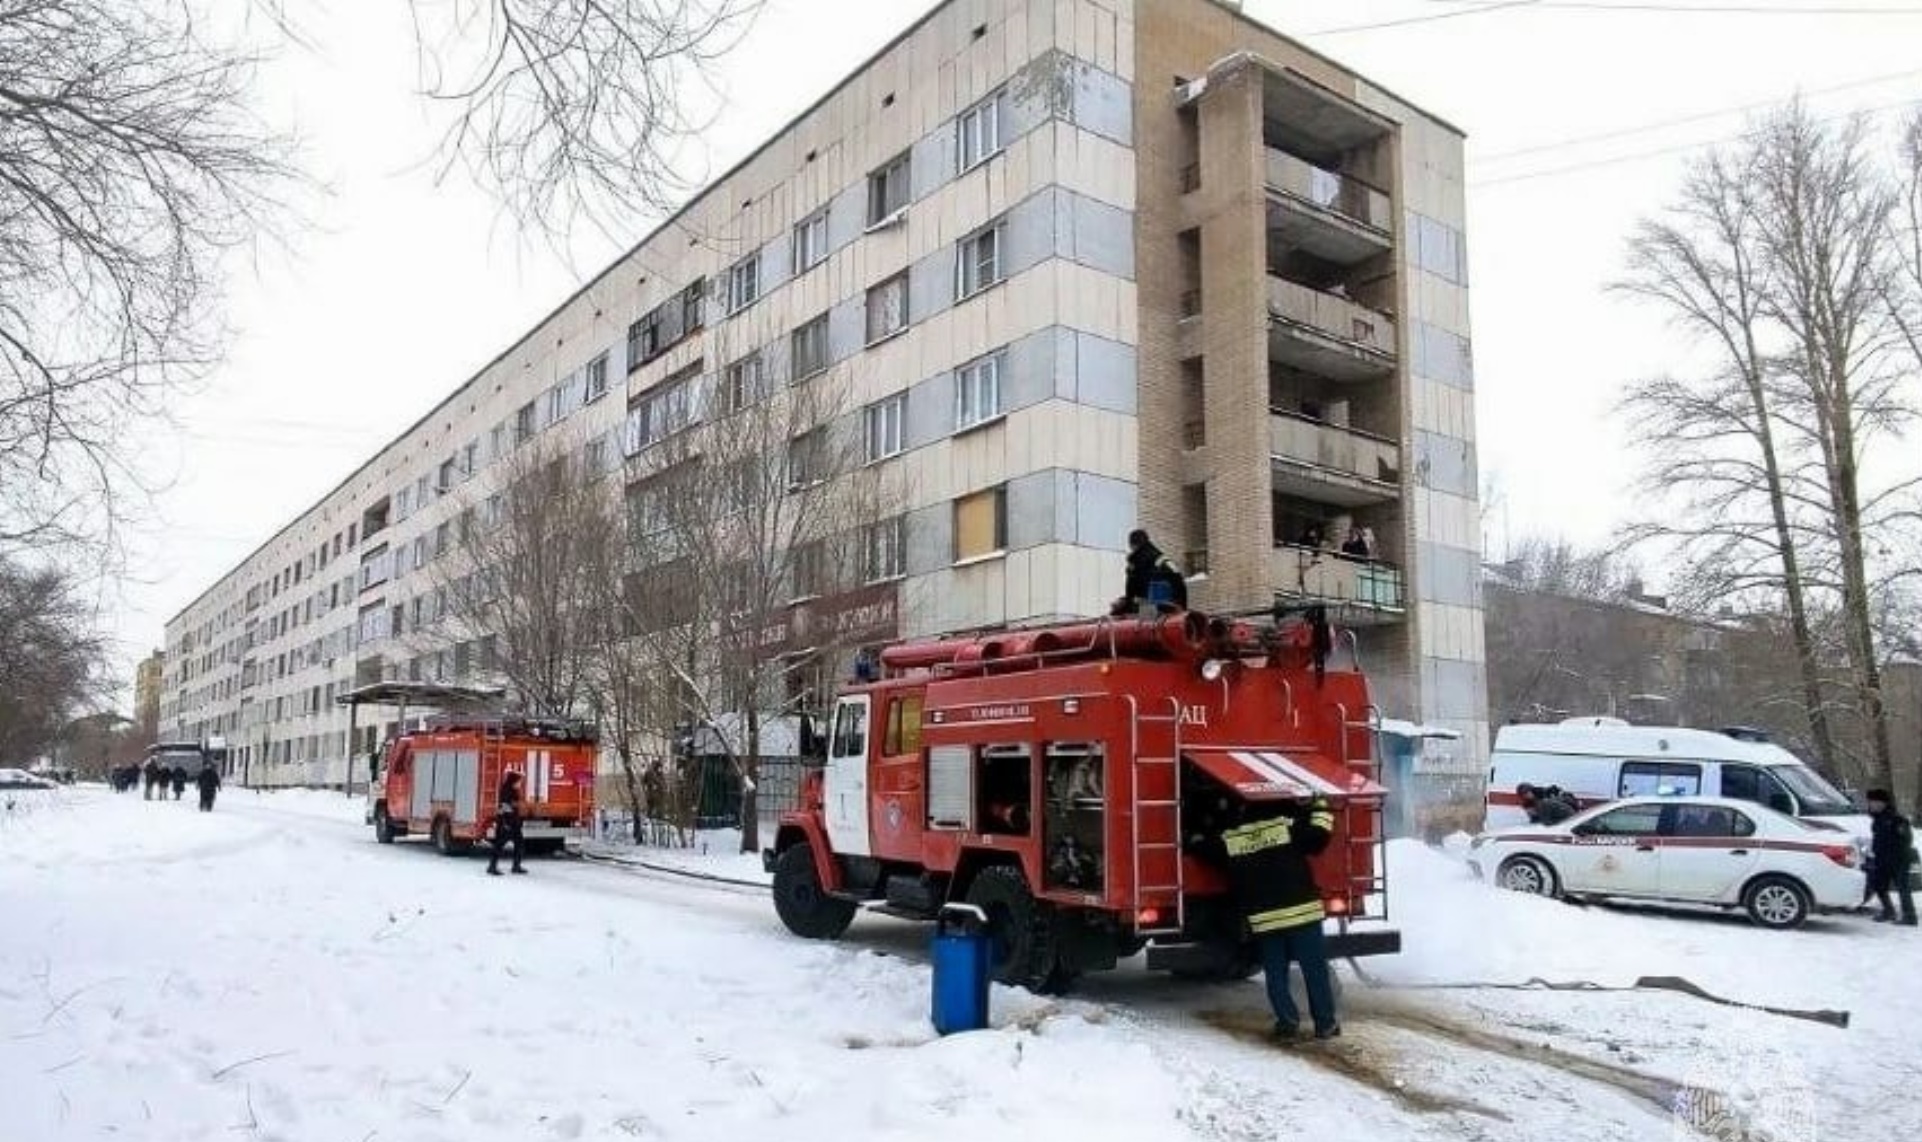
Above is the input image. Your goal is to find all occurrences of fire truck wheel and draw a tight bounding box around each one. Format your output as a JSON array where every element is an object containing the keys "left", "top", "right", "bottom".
[
  {"left": 964, "top": 865, "right": 1063, "bottom": 993},
  {"left": 374, "top": 807, "right": 396, "bottom": 845},
  {"left": 772, "top": 844, "right": 856, "bottom": 940}
]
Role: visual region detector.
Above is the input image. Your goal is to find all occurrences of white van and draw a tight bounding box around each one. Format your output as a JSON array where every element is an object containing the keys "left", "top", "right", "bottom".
[{"left": 1486, "top": 718, "right": 1869, "bottom": 844}]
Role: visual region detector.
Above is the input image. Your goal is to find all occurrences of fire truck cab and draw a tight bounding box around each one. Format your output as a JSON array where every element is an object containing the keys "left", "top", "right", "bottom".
[
  {"left": 765, "top": 609, "right": 1398, "bottom": 991},
  {"left": 370, "top": 715, "right": 598, "bottom": 856}
]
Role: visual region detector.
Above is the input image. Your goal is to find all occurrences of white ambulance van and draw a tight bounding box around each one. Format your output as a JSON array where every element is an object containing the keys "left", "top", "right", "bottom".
[{"left": 1485, "top": 718, "right": 1870, "bottom": 844}]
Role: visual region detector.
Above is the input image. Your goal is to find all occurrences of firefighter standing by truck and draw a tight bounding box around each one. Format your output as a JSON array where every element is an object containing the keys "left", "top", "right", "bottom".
[
  {"left": 488, "top": 770, "right": 527, "bottom": 876},
  {"left": 1206, "top": 796, "right": 1342, "bottom": 1041}
]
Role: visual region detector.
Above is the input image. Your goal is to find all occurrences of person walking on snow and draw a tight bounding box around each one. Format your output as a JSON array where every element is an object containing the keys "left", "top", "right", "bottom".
[
  {"left": 195, "top": 764, "right": 221, "bottom": 812},
  {"left": 488, "top": 770, "right": 527, "bottom": 876},
  {"left": 1202, "top": 797, "right": 1342, "bottom": 1041},
  {"left": 1865, "top": 789, "right": 1917, "bottom": 926},
  {"left": 169, "top": 764, "right": 187, "bottom": 801}
]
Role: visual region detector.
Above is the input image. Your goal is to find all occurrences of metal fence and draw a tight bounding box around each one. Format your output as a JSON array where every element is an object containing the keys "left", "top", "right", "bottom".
[{"left": 593, "top": 755, "right": 808, "bottom": 848}]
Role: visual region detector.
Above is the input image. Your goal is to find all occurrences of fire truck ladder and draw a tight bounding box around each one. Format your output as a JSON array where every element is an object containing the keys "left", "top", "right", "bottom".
[
  {"left": 1332, "top": 700, "right": 1389, "bottom": 923},
  {"left": 1127, "top": 695, "right": 1185, "bottom": 937}
]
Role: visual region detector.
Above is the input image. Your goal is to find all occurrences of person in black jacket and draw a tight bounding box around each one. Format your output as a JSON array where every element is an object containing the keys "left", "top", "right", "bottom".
[
  {"left": 488, "top": 771, "right": 527, "bottom": 876},
  {"left": 1865, "top": 789, "right": 1917, "bottom": 925},
  {"left": 1211, "top": 796, "right": 1341, "bottom": 1040},
  {"left": 1518, "top": 783, "right": 1578, "bottom": 826},
  {"left": 1111, "top": 529, "right": 1187, "bottom": 616},
  {"left": 195, "top": 764, "right": 221, "bottom": 812}
]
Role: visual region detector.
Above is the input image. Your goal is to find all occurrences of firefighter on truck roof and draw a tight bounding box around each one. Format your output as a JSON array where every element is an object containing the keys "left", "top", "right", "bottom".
[{"left": 1198, "top": 794, "right": 1342, "bottom": 1041}]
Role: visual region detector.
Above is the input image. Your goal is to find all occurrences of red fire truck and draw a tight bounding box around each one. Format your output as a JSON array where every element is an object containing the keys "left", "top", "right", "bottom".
[
  {"left": 765, "top": 609, "right": 1396, "bottom": 990},
  {"left": 370, "top": 715, "right": 598, "bottom": 856}
]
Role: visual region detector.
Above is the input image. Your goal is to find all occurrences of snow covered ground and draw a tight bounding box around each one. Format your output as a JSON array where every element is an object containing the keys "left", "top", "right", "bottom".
[{"left": 5, "top": 787, "right": 1916, "bottom": 1142}]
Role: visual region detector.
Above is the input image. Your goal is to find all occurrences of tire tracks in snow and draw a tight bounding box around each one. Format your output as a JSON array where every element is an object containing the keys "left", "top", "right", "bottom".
[{"left": 262, "top": 811, "right": 1749, "bottom": 1141}]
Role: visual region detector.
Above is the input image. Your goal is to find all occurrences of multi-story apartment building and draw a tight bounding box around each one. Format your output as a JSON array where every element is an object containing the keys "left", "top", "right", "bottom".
[
  {"left": 161, "top": 0, "right": 1486, "bottom": 788},
  {"left": 133, "top": 650, "right": 165, "bottom": 739}
]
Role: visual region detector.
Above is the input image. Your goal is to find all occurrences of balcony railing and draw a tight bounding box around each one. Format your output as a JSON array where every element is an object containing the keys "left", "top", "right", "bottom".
[
  {"left": 1271, "top": 545, "right": 1404, "bottom": 616},
  {"left": 1265, "top": 150, "right": 1392, "bottom": 236},
  {"left": 1270, "top": 411, "right": 1400, "bottom": 490},
  {"left": 1267, "top": 277, "right": 1397, "bottom": 360}
]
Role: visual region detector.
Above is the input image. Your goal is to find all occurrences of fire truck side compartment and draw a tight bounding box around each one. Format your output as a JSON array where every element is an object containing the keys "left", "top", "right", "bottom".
[{"left": 452, "top": 749, "right": 480, "bottom": 824}]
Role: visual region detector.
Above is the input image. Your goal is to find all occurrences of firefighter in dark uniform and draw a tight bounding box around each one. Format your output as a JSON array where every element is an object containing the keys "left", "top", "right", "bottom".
[
  {"left": 1111, "top": 529, "right": 1187, "bottom": 616},
  {"left": 488, "top": 770, "right": 527, "bottom": 876},
  {"left": 1216, "top": 796, "right": 1341, "bottom": 1041},
  {"left": 1866, "top": 788, "right": 1917, "bottom": 925}
]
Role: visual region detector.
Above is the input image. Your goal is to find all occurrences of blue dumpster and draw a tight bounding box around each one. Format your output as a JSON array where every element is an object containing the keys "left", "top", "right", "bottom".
[{"left": 931, "top": 903, "right": 991, "bottom": 1035}]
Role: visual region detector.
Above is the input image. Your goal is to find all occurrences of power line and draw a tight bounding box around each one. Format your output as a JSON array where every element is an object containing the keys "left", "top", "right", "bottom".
[
  {"left": 1470, "top": 95, "right": 1922, "bottom": 186},
  {"left": 1430, "top": 0, "right": 1922, "bottom": 13},
  {"left": 1475, "top": 67, "right": 1922, "bottom": 163},
  {"left": 1310, "top": 1, "right": 1541, "bottom": 34},
  {"left": 1313, "top": 0, "right": 1922, "bottom": 34},
  {"left": 1518, "top": 1, "right": 1922, "bottom": 13}
]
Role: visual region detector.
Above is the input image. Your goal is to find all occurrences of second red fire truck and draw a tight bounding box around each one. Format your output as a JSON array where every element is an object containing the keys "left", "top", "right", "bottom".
[
  {"left": 369, "top": 715, "right": 598, "bottom": 856},
  {"left": 766, "top": 608, "right": 1397, "bottom": 991}
]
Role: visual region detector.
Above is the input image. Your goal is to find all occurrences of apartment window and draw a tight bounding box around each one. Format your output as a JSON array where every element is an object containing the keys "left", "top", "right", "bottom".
[
  {"left": 515, "top": 402, "right": 537, "bottom": 443},
  {"left": 395, "top": 486, "right": 413, "bottom": 521},
  {"left": 953, "top": 486, "right": 1008, "bottom": 562},
  {"left": 867, "top": 152, "right": 911, "bottom": 226},
  {"left": 957, "top": 90, "right": 1004, "bottom": 171},
  {"left": 786, "top": 428, "right": 827, "bottom": 489},
  {"left": 791, "top": 314, "right": 830, "bottom": 380},
  {"left": 622, "top": 364, "right": 703, "bottom": 454},
  {"left": 438, "top": 457, "right": 457, "bottom": 493},
  {"left": 461, "top": 440, "right": 479, "bottom": 478},
  {"left": 584, "top": 353, "right": 609, "bottom": 402},
  {"left": 864, "top": 394, "right": 906, "bottom": 462},
  {"left": 584, "top": 435, "right": 609, "bottom": 477},
  {"left": 793, "top": 210, "right": 830, "bottom": 272},
  {"left": 725, "top": 252, "right": 761, "bottom": 314},
  {"left": 483, "top": 493, "right": 504, "bottom": 530},
  {"left": 628, "top": 310, "right": 663, "bottom": 367},
  {"left": 413, "top": 535, "right": 429, "bottom": 568},
  {"left": 682, "top": 278, "right": 707, "bottom": 333},
  {"left": 863, "top": 516, "right": 906, "bottom": 582},
  {"left": 790, "top": 541, "right": 827, "bottom": 601},
  {"left": 489, "top": 422, "right": 507, "bottom": 461},
  {"left": 957, "top": 221, "right": 1004, "bottom": 298},
  {"left": 954, "top": 351, "right": 1005, "bottom": 430},
  {"left": 865, "top": 273, "right": 909, "bottom": 344},
  {"left": 416, "top": 474, "right": 431, "bottom": 505},
  {"left": 721, "top": 352, "right": 765, "bottom": 414}
]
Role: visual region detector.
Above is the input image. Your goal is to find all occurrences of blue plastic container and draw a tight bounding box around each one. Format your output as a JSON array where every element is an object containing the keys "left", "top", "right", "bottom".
[{"left": 930, "top": 903, "right": 991, "bottom": 1035}]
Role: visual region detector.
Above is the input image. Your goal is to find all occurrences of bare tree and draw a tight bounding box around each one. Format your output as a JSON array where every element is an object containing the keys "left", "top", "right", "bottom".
[
  {"left": 0, "top": 556, "right": 107, "bottom": 761},
  {"left": 434, "top": 432, "right": 617, "bottom": 719},
  {"left": 1613, "top": 144, "right": 1842, "bottom": 772},
  {"left": 1750, "top": 106, "right": 1918, "bottom": 792},
  {"left": 249, "top": 0, "right": 762, "bottom": 239},
  {"left": 617, "top": 366, "right": 905, "bottom": 853},
  {"left": 0, "top": 0, "right": 295, "bottom": 556},
  {"left": 1613, "top": 104, "right": 1922, "bottom": 786}
]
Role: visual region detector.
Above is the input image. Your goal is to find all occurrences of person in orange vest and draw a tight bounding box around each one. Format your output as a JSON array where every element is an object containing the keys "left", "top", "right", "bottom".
[{"left": 488, "top": 771, "right": 527, "bottom": 876}]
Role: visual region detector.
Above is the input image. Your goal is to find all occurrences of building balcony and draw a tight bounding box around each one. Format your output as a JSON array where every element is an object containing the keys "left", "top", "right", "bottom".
[
  {"left": 1269, "top": 412, "right": 1401, "bottom": 506},
  {"left": 1267, "top": 277, "right": 1397, "bottom": 381},
  {"left": 1270, "top": 545, "right": 1405, "bottom": 624},
  {"left": 1266, "top": 150, "right": 1392, "bottom": 266}
]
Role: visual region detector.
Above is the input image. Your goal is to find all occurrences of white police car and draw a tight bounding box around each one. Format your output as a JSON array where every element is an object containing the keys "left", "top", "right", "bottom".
[{"left": 1467, "top": 795, "right": 1864, "bottom": 929}]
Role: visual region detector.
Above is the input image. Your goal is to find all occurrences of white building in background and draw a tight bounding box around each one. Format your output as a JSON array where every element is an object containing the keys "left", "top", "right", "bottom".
[{"left": 162, "top": 0, "right": 1485, "bottom": 788}]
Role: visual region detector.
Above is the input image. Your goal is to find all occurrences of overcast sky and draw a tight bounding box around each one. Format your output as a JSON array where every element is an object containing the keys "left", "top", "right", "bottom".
[{"left": 110, "top": 0, "right": 1922, "bottom": 694}]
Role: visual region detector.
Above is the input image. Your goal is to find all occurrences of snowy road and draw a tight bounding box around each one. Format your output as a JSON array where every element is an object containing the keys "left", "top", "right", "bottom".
[{"left": 5, "top": 788, "right": 1914, "bottom": 1142}]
